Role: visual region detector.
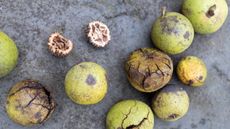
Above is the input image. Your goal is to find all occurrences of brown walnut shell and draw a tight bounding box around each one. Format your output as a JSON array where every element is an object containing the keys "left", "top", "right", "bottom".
[
  {"left": 86, "top": 21, "right": 111, "bottom": 47},
  {"left": 48, "top": 32, "right": 73, "bottom": 57},
  {"left": 125, "top": 48, "right": 173, "bottom": 92}
]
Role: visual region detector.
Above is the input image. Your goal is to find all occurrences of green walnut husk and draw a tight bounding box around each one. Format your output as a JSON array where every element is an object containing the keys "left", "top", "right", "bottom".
[
  {"left": 152, "top": 85, "right": 189, "bottom": 121},
  {"left": 177, "top": 56, "right": 207, "bottom": 87},
  {"left": 65, "top": 62, "right": 108, "bottom": 105},
  {"left": 182, "top": 0, "right": 228, "bottom": 34},
  {"left": 6, "top": 80, "right": 55, "bottom": 126},
  {"left": 125, "top": 48, "right": 173, "bottom": 93},
  {"left": 0, "top": 32, "right": 18, "bottom": 78},
  {"left": 151, "top": 8, "right": 194, "bottom": 54},
  {"left": 106, "top": 100, "right": 154, "bottom": 129}
]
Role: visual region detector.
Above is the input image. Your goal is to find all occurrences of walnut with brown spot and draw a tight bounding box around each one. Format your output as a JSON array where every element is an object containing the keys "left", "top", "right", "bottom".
[
  {"left": 86, "top": 21, "right": 111, "bottom": 47},
  {"left": 182, "top": 0, "right": 228, "bottom": 34},
  {"left": 6, "top": 80, "right": 55, "bottom": 126},
  {"left": 151, "top": 85, "right": 189, "bottom": 121},
  {"left": 177, "top": 56, "right": 207, "bottom": 87},
  {"left": 48, "top": 32, "right": 73, "bottom": 57}
]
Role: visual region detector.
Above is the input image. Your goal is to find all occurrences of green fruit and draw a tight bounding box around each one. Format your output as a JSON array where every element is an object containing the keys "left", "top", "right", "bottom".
[
  {"left": 151, "top": 85, "right": 189, "bottom": 121},
  {"left": 151, "top": 8, "right": 194, "bottom": 54},
  {"left": 0, "top": 32, "right": 18, "bottom": 78},
  {"left": 65, "top": 62, "right": 107, "bottom": 105},
  {"left": 182, "top": 0, "right": 228, "bottom": 34},
  {"left": 106, "top": 100, "right": 154, "bottom": 129},
  {"left": 125, "top": 48, "right": 173, "bottom": 93},
  {"left": 177, "top": 56, "right": 207, "bottom": 87},
  {"left": 6, "top": 80, "right": 55, "bottom": 126}
]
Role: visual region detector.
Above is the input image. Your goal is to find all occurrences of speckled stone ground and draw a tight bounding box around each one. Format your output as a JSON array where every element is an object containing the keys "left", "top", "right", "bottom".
[{"left": 0, "top": 0, "right": 230, "bottom": 129}]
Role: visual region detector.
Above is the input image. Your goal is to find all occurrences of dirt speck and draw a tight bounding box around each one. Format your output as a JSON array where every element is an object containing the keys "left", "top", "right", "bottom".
[
  {"left": 34, "top": 112, "right": 42, "bottom": 119},
  {"left": 86, "top": 74, "right": 96, "bottom": 85},
  {"left": 167, "top": 113, "right": 179, "bottom": 120},
  {"left": 188, "top": 80, "right": 194, "bottom": 85},
  {"left": 183, "top": 31, "right": 190, "bottom": 39},
  {"left": 79, "top": 64, "right": 86, "bottom": 68},
  {"left": 199, "top": 76, "right": 203, "bottom": 80}
]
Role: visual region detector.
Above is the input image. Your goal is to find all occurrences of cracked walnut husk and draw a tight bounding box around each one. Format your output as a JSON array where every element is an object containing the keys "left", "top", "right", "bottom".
[
  {"left": 125, "top": 48, "right": 173, "bottom": 92},
  {"left": 86, "top": 21, "right": 111, "bottom": 47},
  {"left": 48, "top": 32, "right": 73, "bottom": 57},
  {"left": 6, "top": 80, "right": 55, "bottom": 126},
  {"left": 106, "top": 100, "right": 154, "bottom": 129}
]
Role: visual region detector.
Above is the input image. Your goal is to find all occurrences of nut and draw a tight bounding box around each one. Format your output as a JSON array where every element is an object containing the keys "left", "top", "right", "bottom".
[
  {"left": 0, "top": 32, "right": 18, "bottom": 78},
  {"left": 106, "top": 100, "right": 154, "bottom": 129},
  {"left": 177, "top": 56, "right": 207, "bottom": 87},
  {"left": 151, "top": 8, "right": 194, "bottom": 54},
  {"left": 65, "top": 62, "right": 108, "bottom": 105},
  {"left": 86, "top": 21, "right": 111, "bottom": 47},
  {"left": 6, "top": 80, "right": 55, "bottom": 126},
  {"left": 125, "top": 48, "right": 173, "bottom": 92},
  {"left": 151, "top": 85, "right": 189, "bottom": 121},
  {"left": 182, "top": 0, "right": 228, "bottom": 34},
  {"left": 48, "top": 32, "right": 73, "bottom": 57}
]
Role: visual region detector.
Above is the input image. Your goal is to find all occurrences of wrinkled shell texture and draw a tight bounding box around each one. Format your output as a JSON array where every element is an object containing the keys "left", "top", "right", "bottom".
[
  {"left": 151, "top": 12, "right": 194, "bottom": 54},
  {"left": 152, "top": 85, "right": 189, "bottom": 121},
  {"left": 48, "top": 32, "right": 73, "bottom": 57},
  {"left": 125, "top": 48, "right": 173, "bottom": 92},
  {"left": 106, "top": 100, "right": 154, "bottom": 129},
  {"left": 87, "top": 21, "right": 111, "bottom": 47},
  {"left": 65, "top": 62, "right": 107, "bottom": 105},
  {"left": 177, "top": 56, "right": 207, "bottom": 87},
  {"left": 0, "top": 32, "right": 18, "bottom": 78},
  {"left": 182, "top": 0, "right": 228, "bottom": 34},
  {"left": 6, "top": 80, "right": 55, "bottom": 126}
]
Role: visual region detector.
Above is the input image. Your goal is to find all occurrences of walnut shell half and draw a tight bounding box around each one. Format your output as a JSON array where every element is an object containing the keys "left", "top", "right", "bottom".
[
  {"left": 48, "top": 32, "right": 73, "bottom": 57},
  {"left": 86, "top": 21, "right": 111, "bottom": 47}
]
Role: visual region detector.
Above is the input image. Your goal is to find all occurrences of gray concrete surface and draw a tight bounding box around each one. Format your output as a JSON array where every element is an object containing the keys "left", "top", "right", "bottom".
[{"left": 0, "top": 0, "right": 230, "bottom": 129}]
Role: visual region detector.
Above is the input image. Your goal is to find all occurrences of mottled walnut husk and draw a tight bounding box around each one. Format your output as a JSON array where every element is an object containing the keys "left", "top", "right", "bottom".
[
  {"left": 48, "top": 32, "right": 73, "bottom": 57},
  {"left": 125, "top": 48, "right": 173, "bottom": 92},
  {"left": 6, "top": 80, "right": 55, "bottom": 126},
  {"left": 86, "top": 21, "right": 111, "bottom": 47}
]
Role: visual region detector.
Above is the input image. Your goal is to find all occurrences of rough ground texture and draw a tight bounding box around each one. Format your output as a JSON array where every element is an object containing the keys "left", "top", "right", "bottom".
[{"left": 0, "top": 0, "right": 229, "bottom": 129}]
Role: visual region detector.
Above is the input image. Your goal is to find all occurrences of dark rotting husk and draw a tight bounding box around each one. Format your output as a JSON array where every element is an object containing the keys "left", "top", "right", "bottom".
[
  {"left": 6, "top": 80, "right": 55, "bottom": 126},
  {"left": 125, "top": 48, "right": 173, "bottom": 92}
]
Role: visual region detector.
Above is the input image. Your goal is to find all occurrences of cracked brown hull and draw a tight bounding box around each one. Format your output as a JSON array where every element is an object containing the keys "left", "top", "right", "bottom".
[
  {"left": 125, "top": 48, "right": 173, "bottom": 92},
  {"left": 6, "top": 80, "right": 55, "bottom": 126}
]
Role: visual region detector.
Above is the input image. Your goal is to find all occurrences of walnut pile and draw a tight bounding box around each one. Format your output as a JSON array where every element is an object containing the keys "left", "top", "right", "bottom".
[
  {"left": 86, "top": 21, "right": 111, "bottom": 47},
  {"left": 48, "top": 32, "right": 73, "bottom": 57}
]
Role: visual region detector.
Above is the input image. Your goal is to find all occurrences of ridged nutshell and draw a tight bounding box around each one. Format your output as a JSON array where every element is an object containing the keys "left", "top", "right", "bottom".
[
  {"left": 86, "top": 21, "right": 111, "bottom": 47},
  {"left": 125, "top": 48, "right": 173, "bottom": 92},
  {"left": 48, "top": 32, "right": 73, "bottom": 57},
  {"left": 6, "top": 80, "right": 55, "bottom": 126}
]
